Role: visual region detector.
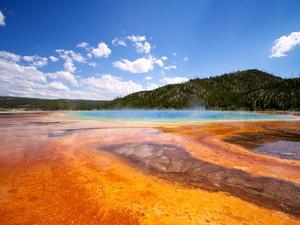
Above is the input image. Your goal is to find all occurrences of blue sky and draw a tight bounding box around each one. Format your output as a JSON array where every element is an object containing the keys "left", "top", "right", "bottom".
[{"left": 0, "top": 0, "right": 300, "bottom": 99}]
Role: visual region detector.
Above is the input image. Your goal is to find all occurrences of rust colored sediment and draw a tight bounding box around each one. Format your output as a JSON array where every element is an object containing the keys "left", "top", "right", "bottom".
[
  {"left": 0, "top": 113, "right": 300, "bottom": 225},
  {"left": 100, "top": 142, "right": 300, "bottom": 216}
]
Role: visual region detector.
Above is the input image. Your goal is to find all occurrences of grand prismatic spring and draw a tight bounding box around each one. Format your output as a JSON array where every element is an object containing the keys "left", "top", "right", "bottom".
[{"left": 0, "top": 110, "right": 300, "bottom": 225}]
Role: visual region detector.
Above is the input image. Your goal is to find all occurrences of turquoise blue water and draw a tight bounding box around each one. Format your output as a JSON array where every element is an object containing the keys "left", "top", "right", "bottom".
[{"left": 68, "top": 110, "right": 298, "bottom": 122}]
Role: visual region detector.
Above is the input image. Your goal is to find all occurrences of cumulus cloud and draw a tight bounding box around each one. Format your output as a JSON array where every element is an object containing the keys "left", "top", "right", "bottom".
[
  {"left": 0, "top": 51, "right": 21, "bottom": 62},
  {"left": 48, "top": 81, "right": 69, "bottom": 90},
  {"left": 76, "top": 42, "right": 89, "bottom": 49},
  {"left": 63, "top": 60, "right": 76, "bottom": 73},
  {"left": 164, "top": 65, "right": 177, "bottom": 70},
  {"left": 91, "top": 42, "right": 112, "bottom": 58},
  {"left": 135, "top": 41, "right": 151, "bottom": 54},
  {"left": 0, "top": 11, "right": 5, "bottom": 27},
  {"left": 0, "top": 50, "right": 145, "bottom": 100},
  {"left": 0, "top": 58, "right": 47, "bottom": 84},
  {"left": 23, "top": 55, "right": 48, "bottom": 67},
  {"left": 112, "top": 38, "right": 127, "bottom": 47},
  {"left": 48, "top": 71, "right": 77, "bottom": 84},
  {"left": 83, "top": 74, "right": 143, "bottom": 97},
  {"left": 77, "top": 41, "right": 112, "bottom": 59},
  {"left": 113, "top": 57, "right": 154, "bottom": 73},
  {"left": 0, "top": 57, "right": 49, "bottom": 98},
  {"left": 127, "top": 35, "right": 146, "bottom": 42},
  {"left": 56, "top": 49, "right": 85, "bottom": 63},
  {"left": 160, "top": 76, "right": 188, "bottom": 85},
  {"left": 126, "top": 34, "right": 152, "bottom": 54},
  {"left": 269, "top": 31, "right": 300, "bottom": 58},
  {"left": 151, "top": 56, "right": 164, "bottom": 67},
  {"left": 87, "top": 53, "right": 93, "bottom": 58},
  {"left": 55, "top": 49, "right": 87, "bottom": 73},
  {"left": 0, "top": 35, "right": 188, "bottom": 99},
  {"left": 113, "top": 54, "right": 169, "bottom": 74},
  {"left": 49, "top": 56, "right": 59, "bottom": 62}
]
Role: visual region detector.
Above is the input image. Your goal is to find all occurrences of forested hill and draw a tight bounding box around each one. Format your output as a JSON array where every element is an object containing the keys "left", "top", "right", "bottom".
[
  {"left": 104, "top": 69, "right": 300, "bottom": 110},
  {"left": 1, "top": 70, "right": 300, "bottom": 111}
]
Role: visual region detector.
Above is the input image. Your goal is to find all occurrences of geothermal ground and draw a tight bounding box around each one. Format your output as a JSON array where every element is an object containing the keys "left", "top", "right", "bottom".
[{"left": 0, "top": 112, "right": 300, "bottom": 225}]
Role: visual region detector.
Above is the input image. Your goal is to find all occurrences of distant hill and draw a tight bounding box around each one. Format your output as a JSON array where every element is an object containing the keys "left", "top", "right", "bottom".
[
  {"left": 0, "top": 97, "right": 106, "bottom": 110},
  {"left": 103, "top": 69, "right": 300, "bottom": 110},
  {"left": 1, "top": 70, "right": 300, "bottom": 111}
]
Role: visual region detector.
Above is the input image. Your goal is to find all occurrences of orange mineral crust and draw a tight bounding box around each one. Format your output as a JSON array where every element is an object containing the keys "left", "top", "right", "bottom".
[
  {"left": 0, "top": 113, "right": 299, "bottom": 225},
  {"left": 158, "top": 121, "right": 300, "bottom": 183}
]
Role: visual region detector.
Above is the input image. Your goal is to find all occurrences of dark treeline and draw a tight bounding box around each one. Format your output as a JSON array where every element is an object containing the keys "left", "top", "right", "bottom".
[{"left": 1, "top": 70, "right": 300, "bottom": 111}]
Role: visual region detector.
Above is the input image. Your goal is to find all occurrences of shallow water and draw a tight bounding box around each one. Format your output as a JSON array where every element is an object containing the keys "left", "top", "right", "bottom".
[
  {"left": 69, "top": 110, "right": 298, "bottom": 122},
  {"left": 252, "top": 140, "right": 300, "bottom": 160}
]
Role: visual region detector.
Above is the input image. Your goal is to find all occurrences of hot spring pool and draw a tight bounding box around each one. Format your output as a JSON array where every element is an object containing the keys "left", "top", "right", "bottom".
[{"left": 68, "top": 110, "right": 299, "bottom": 122}]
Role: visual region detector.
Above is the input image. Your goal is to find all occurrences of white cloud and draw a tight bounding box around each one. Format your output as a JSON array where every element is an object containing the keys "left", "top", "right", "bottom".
[
  {"left": 76, "top": 42, "right": 89, "bottom": 49},
  {"left": 0, "top": 36, "right": 190, "bottom": 100},
  {"left": 269, "top": 31, "right": 300, "bottom": 58},
  {"left": 127, "top": 35, "right": 146, "bottom": 42},
  {"left": 160, "top": 76, "right": 188, "bottom": 85},
  {"left": 23, "top": 55, "right": 48, "bottom": 67},
  {"left": 0, "top": 51, "right": 21, "bottom": 62},
  {"left": 48, "top": 71, "right": 77, "bottom": 84},
  {"left": 77, "top": 41, "right": 112, "bottom": 59},
  {"left": 112, "top": 38, "right": 127, "bottom": 47},
  {"left": 63, "top": 60, "right": 76, "bottom": 73},
  {"left": 0, "top": 50, "right": 146, "bottom": 100},
  {"left": 164, "top": 65, "right": 177, "bottom": 70},
  {"left": 152, "top": 57, "right": 164, "bottom": 67},
  {"left": 126, "top": 35, "right": 151, "bottom": 54},
  {"left": 48, "top": 81, "right": 69, "bottom": 90},
  {"left": 55, "top": 49, "right": 87, "bottom": 73},
  {"left": 113, "top": 55, "right": 167, "bottom": 73},
  {"left": 0, "top": 11, "right": 5, "bottom": 27},
  {"left": 49, "top": 56, "right": 59, "bottom": 62},
  {"left": 22, "top": 55, "right": 34, "bottom": 62},
  {"left": 134, "top": 41, "right": 151, "bottom": 54},
  {"left": 183, "top": 56, "right": 188, "bottom": 62},
  {"left": 146, "top": 82, "right": 160, "bottom": 90},
  {"left": 56, "top": 49, "right": 85, "bottom": 63},
  {"left": 83, "top": 74, "right": 143, "bottom": 97},
  {"left": 0, "top": 58, "right": 49, "bottom": 98},
  {"left": 173, "top": 53, "right": 177, "bottom": 56},
  {"left": 0, "top": 59, "right": 46, "bottom": 83},
  {"left": 91, "top": 42, "right": 112, "bottom": 58},
  {"left": 113, "top": 57, "right": 154, "bottom": 73}
]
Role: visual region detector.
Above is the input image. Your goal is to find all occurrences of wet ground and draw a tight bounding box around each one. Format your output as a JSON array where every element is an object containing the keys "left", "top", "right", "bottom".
[
  {"left": 224, "top": 126, "right": 300, "bottom": 160},
  {"left": 0, "top": 112, "right": 300, "bottom": 225},
  {"left": 252, "top": 141, "right": 300, "bottom": 160}
]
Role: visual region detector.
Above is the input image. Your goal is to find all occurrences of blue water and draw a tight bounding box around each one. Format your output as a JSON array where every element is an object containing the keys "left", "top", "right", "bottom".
[{"left": 68, "top": 110, "right": 298, "bottom": 122}]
